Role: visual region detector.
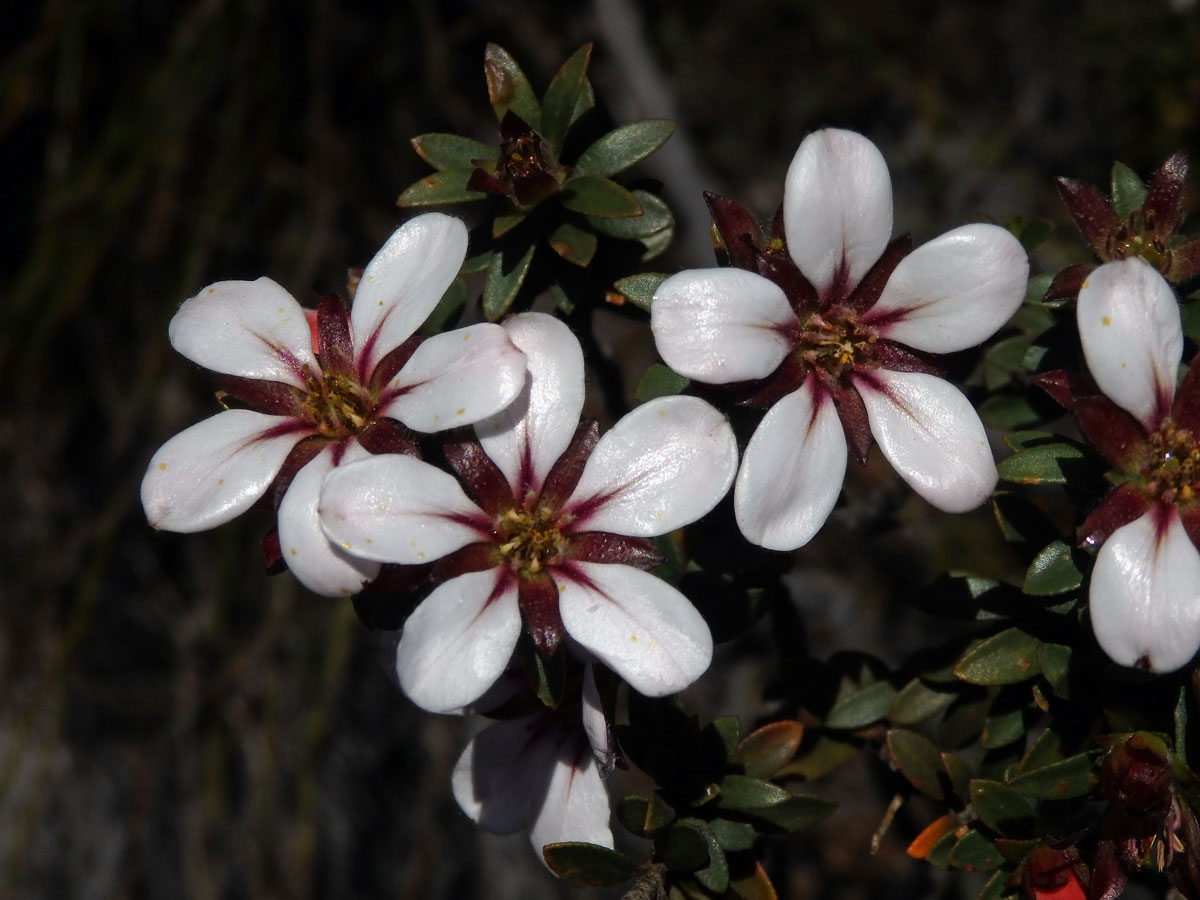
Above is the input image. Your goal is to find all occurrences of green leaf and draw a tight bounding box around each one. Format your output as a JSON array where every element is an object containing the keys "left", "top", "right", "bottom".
[
  {"left": 923, "top": 827, "right": 960, "bottom": 869},
  {"left": 1015, "top": 729, "right": 1062, "bottom": 776},
  {"left": 729, "top": 862, "right": 778, "bottom": 900},
  {"left": 560, "top": 175, "right": 643, "bottom": 218},
  {"left": 548, "top": 282, "right": 575, "bottom": 316},
  {"left": 1025, "top": 272, "right": 1055, "bottom": 305},
  {"left": 1018, "top": 218, "right": 1055, "bottom": 252},
  {"left": 570, "top": 78, "right": 595, "bottom": 126},
  {"left": 954, "top": 628, "right": 1042, "bottom": 685},
  {"left": 635, "top": 363, "right": 690, "bottom": 403},
  {"left": 1111, "top": 160, "right": 1147, "bottom": 220},
  {"left": 419, "top": 276, "right": 467, "bottom": 335},
  {"left": 889, "top": 677, "right": 961, "bottom": 726},
  {"left": 1003, "top": 430, "right": 1054, "bottom": 451},
  {"left": 776, "top": 734, "right": 859, "bottom": 780},
  {"left": 410, "top": 133, "right": 496, "bottom": 171},
  {"left": 548, "top": 220, "right": 598, "bottom": 267},
  {"left": 484, "top": 43, "right": 540, "bottom": 128},
  {"left": 983, "top": 335, "right": 1033, "bottom": 390},
  {"left": 709, "top": 818, "right": 755, "bottom": 852},
  {"left": 941, "top": 752, "right": 974, "bottom": 805},
  {"left": 887, "top": 728, "right": 947, "bottom": 800},
  {"left": 543, "top": 842, "right": 638, "bottom": 886},
  {"left": 662, "top": 820, "right": 711, "bottom": 872},
  {"left": 1183, "top": 297, "right": 1200, "bottom": 342},
  {"left": 977, "top": 867, "right": 1015, "bottom": 900},
  {"left": 982, "top": 705, "right": 1034, "bottom": 750},
  {"left": 540, "top": 44, "right": 592, "bottom": 154},
  {"left": 589, "top": 189, "right": 674, "bottom": 241},
  {"left": 618, "top": 794, "right": 677, "bottom": 837},
  {"left": 1037, "top": 643, "right": 1072, "bottom": 696},
  {"left": 948, "top": 828, "right": 1005, "bottom": 871},
  {"left": 461, "top": 250, "right": 494, "bottom": 275},
  {"left": 1022, "top": 540, "right": 1083, "bottom": 596},
  {"left": 968, "top": 779, "right": 1036, "bottom": 836},
  {"left": 574, "top": 119, "right": 677, "bottom": 178},
  {"left": 706, "top": 715, "right": 742, "bottom": 758},
  {"left": 492, "top": 202, "right": 531, "bottom": 238},
  {"left": 825, "top": 679, "right": 897, "bottom": 730},
  {"left": 716, "top": 774, "right": 789, "bottom": 810},
  {"left": 997, "top": 441, "right": 1087, "bottom": 485},
  {"left": 743, "top": 794, "right": 836, "bottom": 832},
  {"left": 482, "top": 241, "right": 535, "bottom": 320},
  {"left": 731, "top": 720, "right": 804, "bottom": 778},
  {"left": 528, "top": 642, "right": 566, "bottom": 709},
  {"left": 1007, "top": 752, "right": 1098, "bottom": 799},
  {"left": 396, "top": 169, "right": 486, "bottom": 207},
  {"left": 978, "top": 393, "right": 1040, "bottom": 430},
  {"left": 692, "top": 823, "right": 730, "bottom": 894},
  {"left": 615, "top": 272, "right": 669, "bottom": 312}
]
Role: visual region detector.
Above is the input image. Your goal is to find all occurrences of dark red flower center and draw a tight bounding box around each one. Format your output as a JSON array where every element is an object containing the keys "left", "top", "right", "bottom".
[
  {"left": 1107, "top": 207, "right": 1171, "bottom": 272},
  {"left": 798, "top": 308, "right": 878, "bottom": 378},
  {"left": 1146, "top": 422, "right": 1200, "bottom": 503},
  {"left": 301, "top": 371, "right": 371, "bottom": 439},
  {"left": 494, "top": 505, "right": 567, "bottom": 576}
]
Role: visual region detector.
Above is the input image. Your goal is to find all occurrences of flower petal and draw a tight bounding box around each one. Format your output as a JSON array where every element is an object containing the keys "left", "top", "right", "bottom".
[
  {"left": 783, "top": 128, "right": 892, "bottom": 299},
  {"left": 452, "top": 712, "right": 557, "bottom": 835},
  {"left": 351, "top": 213, "right": 469, "bottom": 378},
  {"left": 142, "top": 409, "right": 307, "bottom": 532},
  {"left": 650, "top": 268, "right": 795, "bottom": 384},
  {"left": 1077, "top": 258, "right": 1182, "bottom": 430},
  {"left": 734, "top": 379, "right": 847, "bottom": 550},
  {"left": 529, "top": 733, "right": 613, "bottom": 855},
  {"left": 564, "top": 396, "right": 737, "bottom": 537},
  {"left": 1091, "top": 507, "right": 1200, "bottom": 673},
  {"left": 475, "top": 312, "right": 586, "bottom": 497},
  {"left": 862, "top": 224, "right": 1029, "bottom": 352},
  {"left": 168, "top": 278, "right": 316, "bottom": 388},
  {"left": 558, "top": 562, "right": 712, "bottom": 696},
  {"left": 277, "top": 442, "right": 381, "bottom": 597},
  {"left": 855, "top": 369, "right": 996, "bottom": 513},
  {"left": 581, "top": 663, "right": 615, "bottom": 773},
  {"left": 318, "top": 453, "right": 488, "bottom": 565},
  {"left": 396, "top": 569, "right": 520, "bottom": 712},
  {"left": 378, "top": 323, "right": 526, "bottom": 433}
]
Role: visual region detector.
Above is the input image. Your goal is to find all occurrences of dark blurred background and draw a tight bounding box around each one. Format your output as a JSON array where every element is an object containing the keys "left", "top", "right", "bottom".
[{"left": 3, "top": 1, "right": 1200, "bottom": 897}]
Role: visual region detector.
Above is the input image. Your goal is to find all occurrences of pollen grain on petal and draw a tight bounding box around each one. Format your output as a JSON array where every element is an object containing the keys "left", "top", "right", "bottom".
[
  {"left": 158, "top": 462, "right": 167, "bottom": 471},
  {"left": 1102, "top": 315, "right": 1112, "bottom": 325}
]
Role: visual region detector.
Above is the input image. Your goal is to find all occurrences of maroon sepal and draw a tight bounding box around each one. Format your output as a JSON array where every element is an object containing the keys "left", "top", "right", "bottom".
[
  {"left": 262, "top": 527, "right": 285, "bottom": 574},
  {"left": 215, "top": 375, "right": 308, "bottom": 417},
  {"left": 1168, "top": 797, "right": 1200, "bottom": 900},
  {"left": 316, "top": 294, "right": 355, "bottom": 377},
  {"left": 1167, "top": 238, "right": 1200, "bottom": 283},
  {"left": 825, "top": 374, "right": 872, "bottom": 465},
  {"left": 847, "top": 233, "right": 912, "bottom": 315},
  {"left": 268, "top": 435, "right": 327, "bottom": 511},
  {"left": 1172, "top": 354, "right": 1200, "bottom": 434},
  {"left": 1056, "top": 176, "right": 1121, "bottom": 259},
  {"left": 518, "top": 571, "right": 565, "bottom": 658},
  {"left": 704, "top": 191, "right": 763, "bottom": 271},
  {"left": 356, "top": 419, "right": 419, "bottom": 457},
  {"left": 539, "top": 420, "right": 600, "bottom": 512},
  {"left": 444, "top": 440, "right": 515, "bottom": 515},
  {"left": 1032, "top": 369, "right": 1095, "bottom": 410},
  {"left": 1072, "top": 395, "right": 1149, "bottom": 472},
  {"left": 369, "top": 335, "right": 423, "bottom": 396},
  {"left": 757, "top": 248, "right": 814, "bottom": 316},
  {"left": 1144, "top": 151, "right": 1189, "bottom": 240},
  {"left": 738, "top": 353, "right": 807, "bottom": 408},
  {"left": 770, "top": 204, "right": 786, "bottom": 245},
  {"left": 433, "top": 542, "right": 501, "bottom": 582},
  {"left": 1089, "top": 838, "right": 1128, "bottom": 900},
  {"left": 1044, "top": 263, "right": 1094, "bottom": 302},
  {"left": 565, "top": 531, "right": 665, "bottom": 570},
  {"left": 869, "top": 341, "right": 943, "bottom": 377},
  {"left": 1078, "top": 482, "right": 1150, "bottom": 549},
  {"left": 466, "top": 166, "right": 507, "bottom": 198}
]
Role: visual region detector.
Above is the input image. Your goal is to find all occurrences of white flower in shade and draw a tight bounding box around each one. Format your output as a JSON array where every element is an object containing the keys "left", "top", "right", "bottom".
[
  {"left": 651, "top": 128, "right": 1029, "bottom": 551},
  {"left": 318, "top": 312, "right": 738, "bottom": 713},
  {"left": 140, "top": 213, "right": 528, "bottom": 597},
  {"left": 453, "top": 665, "right": 614, "bottom": 862},
  {"left": 1036, "top": 257, "right": 1200, "bottom": 672}
]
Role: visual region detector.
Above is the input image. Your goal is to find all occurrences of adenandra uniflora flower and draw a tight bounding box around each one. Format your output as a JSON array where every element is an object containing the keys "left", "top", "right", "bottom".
[
  {"left": 318, "top": 312, "right": 738, "bottom": 713},
  {"left": 140, "top": 213, "right": 528, "bottom": 597},
  {"left": 1037, "top": 257, "right": 1200, "bottom": 672},
  {"left": 453, "top": 665, "right": 614, "bottom": 862},
  {"left": 650, "top": 128, "right": 1029, "bottom": 551}
]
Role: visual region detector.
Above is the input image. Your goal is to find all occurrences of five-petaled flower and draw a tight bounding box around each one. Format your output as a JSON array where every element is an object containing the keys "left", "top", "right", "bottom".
[
  {"left": 318, "top": 312, "right": 738, "bottom": 713},
  {"left": 141, "top": 213, "right": 528, "bottom": 597},
  {"left": 1037, "top": 257, "right": 1200, "bottom": 672},
  {"left": 650, "top": 128, "right": 1029, "bottom": 551}
]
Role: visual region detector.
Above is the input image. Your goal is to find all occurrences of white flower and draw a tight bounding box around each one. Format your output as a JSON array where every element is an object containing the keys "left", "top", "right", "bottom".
[
  {"left": 452, "top": 665, "right": 614, "bottom": 862},
  {"left": 318, "top": 312, "right": 738, "bottom": 712},
  {"left": 141, "top": 213, "right": 528, "bottom": 597},
  {"left": 1065, "top": 257, "right": 1200, "bottom": 672},
  {"left": 651, "top": 128, "right": 1029, "bottom": 551}
]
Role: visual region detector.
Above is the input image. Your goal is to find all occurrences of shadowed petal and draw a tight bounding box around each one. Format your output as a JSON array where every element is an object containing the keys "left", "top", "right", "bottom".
[
  {"left": 475, "top": 313, "right": 586, "bottom": 498},
  {"left": 558, "top": 562, "right": 712, "bottom": 696},
  {"left": 530, "top": 732, "right": 613, "bottom": 855},
  {"left": 396, "top": 568, "right": 520, "bottom": 712},
  {"left": 1077, "top": 258, "right": 1181, "bottom": 431},
  {"left": 1091, "top": 507, "right": 1200, "bottom": 673},
  {"left": 277, "top": 442, "right": 381, "bottom": 597},
  {"left": 855, "top": 369, "right": 996, "bottom": 513},
  {"left": 169, "top": 277, "right": 316, "bottom": 387},
  {"left": 452, "top": 712, "right": 557, "bottom": 835},
  {"left": 581, "top": 663, "right": 615, "bottom": 773},
  {"left": 319, "top": 453, "right": 489, "bottom": 564},
  {"left": 142, "top": 409, "right": 308, "bottom": 532},
  {"left": 783, "top": 128, "right": 892, "bottom": 300},
  {"left": 650, "top": 268, "right": 795, "bottom": 384},
  {"left": 564, "top": 397, "right": 737, "bottom": 537},
  {"left": 379, "top": 323, "right": 526, "bottom": 432},
  {"left": 862, "top": 224, "right": 1029, "bottom": 352},
  {"left": 351, "top": 213, "right": 469, "bottom": 378},
  {"left": 734, "top": 378, "right": 847, "bottom": 550}
]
